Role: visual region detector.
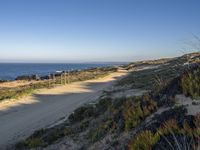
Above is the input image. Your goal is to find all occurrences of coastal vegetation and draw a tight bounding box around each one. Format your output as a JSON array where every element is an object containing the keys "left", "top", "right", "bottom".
[
  {"left": 129, "top": 112, "right": 200, "bottom": 150},
  {"left": 0, "top": 67, "right": 117, "bottom": 101},
  {"left": 181, "top": 65, "right": 200, "bottom": 99},
  {"left": 14, "top": 52, "right": 200, "bottom": 149}
]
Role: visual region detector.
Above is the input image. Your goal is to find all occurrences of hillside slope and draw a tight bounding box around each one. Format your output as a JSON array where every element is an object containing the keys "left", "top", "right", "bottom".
[{"left": 15, "top": 52, "right": 200, "bottom": 150}]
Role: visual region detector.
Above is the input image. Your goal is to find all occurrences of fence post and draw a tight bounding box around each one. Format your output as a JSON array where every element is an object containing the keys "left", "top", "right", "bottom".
[
  {"left": 64, "top": 71, "right": 66, "bottom": 85},
  {"left": 48, "top": 74, "right": 51, "bottom": 88},
  {"left": 53, "top": 74, "right": 55, "bottom": 86},
  {"left": 60, "top": 73, "right": 62, "bottom": 85},
  {"left": 68, "top": 70, "right": 69, "bottom": 84}
]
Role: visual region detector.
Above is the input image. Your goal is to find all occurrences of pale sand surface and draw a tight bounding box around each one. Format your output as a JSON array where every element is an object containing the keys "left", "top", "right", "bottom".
[
  {"left": 0, "top": 71, "right": 127, "bottom": 149},
  {"left": 176, "top": 94, "right": 200, "bottom": 115}
]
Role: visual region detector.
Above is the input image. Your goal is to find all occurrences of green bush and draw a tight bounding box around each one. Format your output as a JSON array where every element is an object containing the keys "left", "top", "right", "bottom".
[
  {"left": 128, "top": 113, "right": 200, "bottom": 150},
  {"left": 16, "top": 126, "right": 74, "bottom": 149},
  {"left": 16, "top": 129, "right": 46, "bottom": 149},
  {"left": 128, "top": 130, "right": 160, "bottom": 150},
  {"left": 96, "top": 97, "right": 112, "bottom": 113},
  {"left": 68, "top": 105, "right": 96, "bottom": 123},
  {"left": 16, "top": 138, "right": 45, "bottom": 149},
  {"left": 88, "top": 119, "right": 116, "bottom": 142},
  {"left": 123, "top": 95, "right": 157, "bottom": 130},
  {"left": 181, "top": 65, "right": 200, "bottom": 99}
]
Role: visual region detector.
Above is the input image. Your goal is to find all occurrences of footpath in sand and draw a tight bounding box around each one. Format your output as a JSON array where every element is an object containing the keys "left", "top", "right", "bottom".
[{"left": 0, "top": 70, "right": 127, "bottom": 149}]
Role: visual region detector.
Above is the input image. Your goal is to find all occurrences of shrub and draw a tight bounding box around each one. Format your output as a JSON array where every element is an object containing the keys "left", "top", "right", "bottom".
[
  {"left": 123, "top": 100, "right": 143, "bottom": 130},
  {"left": 157, "top": 119, "right": 179, "bottom": 135},
  {"left": 123, "top": 95, "right": 157, "bottom": 130},
  {"left": 16, "top": 129, "right": 46, "bottom": 149},
  {"left": 63, "top": 127, "right": 73, "bottom": 136},
  {"left": 16, "top": 126, "right": 74, "bottom": 149},
  {"left": 194, "top": 113, "right": 200, "bottom": 137},
  {"left": 181, "top": 65, "right": 200, "bottom": 99},
  {"left": 79, "top": 120, "right": 90, "bottom": 132},
  {"left": 16, "top": 138, "right": 45, "bottom": 149},
  {"left": 96, "top": 97, "right": 112, "bottom": 113},
  {"left": 128, "top": 113, "right": 200, "bottom": 150},
  {"left": 68, "top": 105, "right": 96, "bottom": 123},
  {"left": 128, "top": 130, "right": 160, "bottom": 150},
  {"left": 88, "top": 118, "right": 117, "bottom": 142}
]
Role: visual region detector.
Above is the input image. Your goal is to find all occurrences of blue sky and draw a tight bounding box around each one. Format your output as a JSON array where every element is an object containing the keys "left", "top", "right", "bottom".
[{"left": 0, "top": 0, "right": 199, "bottom": 63}]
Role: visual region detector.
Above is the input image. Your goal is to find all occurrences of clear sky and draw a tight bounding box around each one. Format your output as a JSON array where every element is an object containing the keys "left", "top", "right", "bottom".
[{"left": 0, "top": 0, "right": 199, "bottom": 63}]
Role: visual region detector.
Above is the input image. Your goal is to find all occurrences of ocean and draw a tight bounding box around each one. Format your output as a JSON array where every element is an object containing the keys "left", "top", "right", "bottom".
[{"left": 0, "top": 63, "right": 123, "bottom": 80}]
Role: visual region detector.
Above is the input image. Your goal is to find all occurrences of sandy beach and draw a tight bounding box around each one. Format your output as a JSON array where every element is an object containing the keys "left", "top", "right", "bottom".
[{"left": 0, "top": 70, "right": 127, "bottom": 149}]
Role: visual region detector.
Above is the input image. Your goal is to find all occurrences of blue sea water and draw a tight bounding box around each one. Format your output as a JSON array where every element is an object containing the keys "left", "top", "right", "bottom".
[{"left": 0, "top": 63, "right": 122, "bottom": 80}]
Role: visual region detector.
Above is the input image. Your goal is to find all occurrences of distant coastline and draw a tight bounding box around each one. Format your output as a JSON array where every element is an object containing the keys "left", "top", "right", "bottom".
[{"left": 0, "top": 63, "right": 126, "bottom": 81}]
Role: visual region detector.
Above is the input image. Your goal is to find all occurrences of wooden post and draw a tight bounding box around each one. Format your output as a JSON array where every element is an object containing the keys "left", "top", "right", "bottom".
[
  {"left": 67, "top": 70, "right": 69, "bottom": 84},
  {"left": 64, "top": 71, "right": 66, "bottom": 85},
  {"left": 53, "top": 74, "right": 55, "bottom": 86},
  {"left": 60, "top": 73, "right": 62, "bottom": 85},
  {"left": 48, "top": 74, "right": 51, "bottom": 88}
]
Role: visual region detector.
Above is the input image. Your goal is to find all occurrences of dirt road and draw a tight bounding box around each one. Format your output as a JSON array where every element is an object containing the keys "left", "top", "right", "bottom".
[{"left": 0, "top": 71, "right": 127, "bottom": 149}]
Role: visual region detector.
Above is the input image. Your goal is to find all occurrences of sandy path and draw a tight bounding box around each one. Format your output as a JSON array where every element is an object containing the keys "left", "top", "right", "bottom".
[{"left": 0, "top": 71, "right": 127, "bottom": 149}]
